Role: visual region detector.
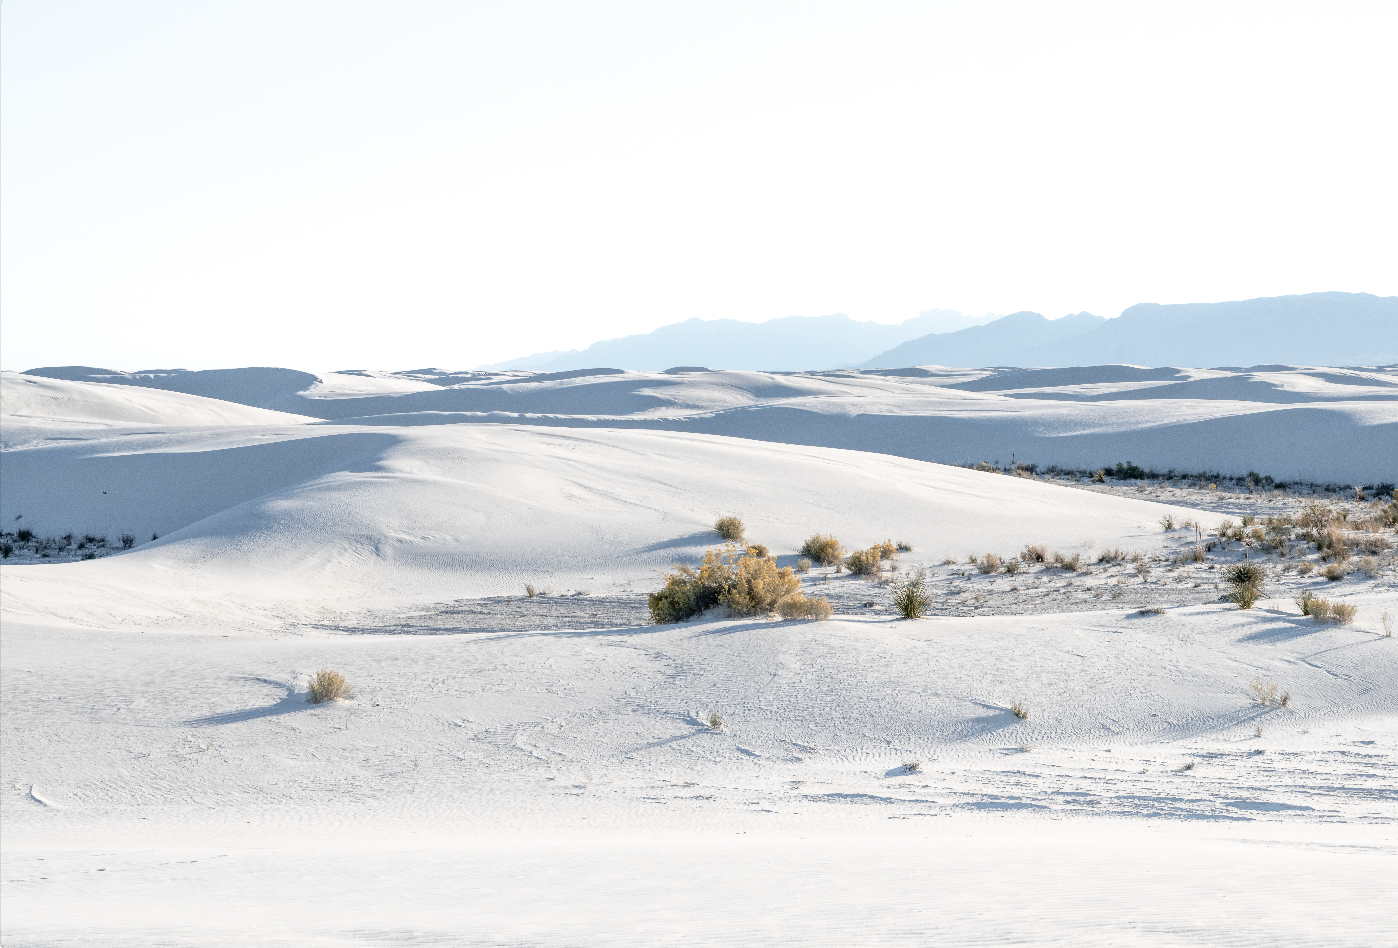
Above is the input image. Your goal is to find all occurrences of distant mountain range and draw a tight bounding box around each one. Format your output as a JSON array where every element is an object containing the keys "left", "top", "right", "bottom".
[
  {"left": 479, "top": 309, "right": 992, "bottom": 372},
  {"left": 481, "top": 292, "right": 1396, "bottom": 370}
]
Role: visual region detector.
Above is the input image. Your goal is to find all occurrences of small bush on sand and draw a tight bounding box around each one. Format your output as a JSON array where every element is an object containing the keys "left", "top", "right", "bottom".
[
  {"left": 1296, "top": 561, "right": 1315, "bottom": 576},
  {"left": 706, "top": 712, "right": 723, "bottom": 729},
  {"left": 796, "top": 557, "right": 813, "bottom": 573},
  {"left": 846, "top": 547, "right": 883, "bottom": 576},
  {"left": 1357, "top": 556, "right": 1380, "bottom": 577},
  {"left": 1003, "top": 558, "right": 1021, "bottom": 575},
  {"left": 1053, "top": 551, "right": 1082, "bottom": 572},
  {"left": 903, "top": 760, "right": 923, "bottom": 774},
  {"left": 1322, "top": 563, "right": 1346, "bottom": 582},
  {"left": 1381, "top": 609, "right": 1393, "bottom": 637},
  {"left": 746, "top": 543, "right": 770, "bottom": 558},
  {"left": 649, "top": 544, "right": 801, "bottom": 623},
  {"left": 800, "top": 533, "right": 846, "bottom": 566},
  {"left": 0, "top": 543, "right": 12, "bottom": 559},
  {"left": 896, "top": 541, "right": 913, "bottom": 552},
  {"left": 308, "top": 669, "right": 351, "bottom": 703},
  {"left": 1022, "top": 544, "right": 1048, "bottom": 563},
  {"left": 777, "top": 594, "right": 833, "bottom": 620},
  {"left": 977, "top": 553, "right": 1002, "bottom": 574},
  {"left": 1294, "top": 590, "right": 1320, "bottom": 616},
  {"left": 1329, "top": 602, "right": 1357, "bottom": 624},
  {"left": 1248, "top": 676, "right": 1289, "bottom": 707},
  {"left": 1096, "top": 547, "right": 1126, "bottom": 564},
  {"left": 119, "top": 533, "right": 136, "bottom": 549},
  {"left": 1092, "top": 470, "right": 1106, "bottom": 483},
  {"left": 1134, "top": 562, "right": 1151, "bottom": 581},
  {"left": 1231, "top": 585, "right": 1261, "bottom": 609},
  {"left": 892, "top": 571, "right": 930, "bottom": 619},
  {"left": 1160, "top": 514, "right": 1176, "bottom": 531},
  {"left": 1010, "top": 702, "right": 1030, "bottom": 720},
  {"left": 714, "top": 516, "right": 745, "bottom": 542}
]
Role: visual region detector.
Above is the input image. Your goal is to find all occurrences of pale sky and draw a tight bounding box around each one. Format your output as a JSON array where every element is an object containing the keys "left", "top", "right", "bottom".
[{"left": 3, "top": 0, "right": 1395, "bottom": 372}]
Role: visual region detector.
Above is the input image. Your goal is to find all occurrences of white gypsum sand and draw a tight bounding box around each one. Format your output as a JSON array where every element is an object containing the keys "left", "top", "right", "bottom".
[{"left": 2, "top": 371, "right": 1395, "bottom": 946}]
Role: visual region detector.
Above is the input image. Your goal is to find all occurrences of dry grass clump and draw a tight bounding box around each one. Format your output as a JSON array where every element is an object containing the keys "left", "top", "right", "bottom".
[
  {"left": 1096, "top": 547, "right": 1127, "bottom": 564},
  {"left": 1381, "top": 609, "right": 1393, "bottom": 637},
  {"left": 800, "top": 533, "right": 846, "bottom": 566},
  {"left": 714, "top": 516, "right": 745, "bottom": 542},
  {"left": 777, "top": 594, "right": 833, "bottom": 620},
  {"left": 1002, "top": 558, "right": 1021, "bottom": 575},
  {"left": 1160, "top": 514, "right": 1177, "bottom": 531},
  {"left": 1357, "top": 556, "right": 1380, "bottom": 577},
  {"left": 892, "top": 571, "right": 931, "bottom": 619},
  {"left": 977, "top": 553, "right": 1002, "bottom": 574},
  {"left": 1053, "top": 551, "right": 1082, "bottom": 572},
  {"left": 796, "top": 557, "right": 813, "bottom": 573},
  {"left": 903, "top": 760, "right": 923, "bottom": 774},
  {"left": 649, "top": 544, "right": 802, "bottom": 623},
  {"left": 1295, "top": 591, "right": 1357, "bottom": 624},
  {"left": 896, "top": 541, "right": 913, "bottom": 552},
  {"left": 1296, "top": 561, "right": 1315, "bottom": 576},
  {"left": 307, "top": 669, "right": 351, "bottom": 703},
  {"left": 1248, "top": 676, "right": 1290, "bottom": 707},
  {"left": 1022, "top": 544, "right": 1048, "bottom": 563},
  {"left": 1322, "top": 563, "right": 1346, "bottom": 582},
  {"left": 1010, "top": 701, "right": 1030, "bottom": 720}
]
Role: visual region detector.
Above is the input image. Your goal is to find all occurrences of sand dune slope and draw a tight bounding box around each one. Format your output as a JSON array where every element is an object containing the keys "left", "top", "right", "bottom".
[{"left": 0, "top": 423, "right": 1218, "bottom": 628}]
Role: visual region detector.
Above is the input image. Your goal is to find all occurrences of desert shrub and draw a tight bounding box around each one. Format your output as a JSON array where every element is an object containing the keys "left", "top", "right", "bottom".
[
  {"left": 1356, "top": 534, "right": 1390, "bottom": 554},
  {"left": 796, "top": 557, "right": 812, "bottom": 573},
  {"left": 1003, "top": 558, "right": 1021, "bottom": 575},
  {"left": 1136, "top": 606, "right": 1166, "bottom": 615},
  {"left": 308, "top": 669, "right": 351, "bottom": 703},
  {"left": 1358, "top": 556, "right": 1380, "bottom": 577},
  {"left": 1096, "top": 547, "right": 1126, "bottom": 564},
  {"left": 1135, "top": 562, "right": 1151, "bottom": 580},
  {"left": 973, "top": 461, "right": 999, "bottom": 473},
  {"left": 16, "top": 528, "right": 35, "bottom": 542},
  {"left": 0, "top": 543, "right": 11, "bottom": 559},
  {"left": 1297, "top": 561, "right": 1315, "bottom": 576},
  {"left": 777, "top": 594, "right": 833, "bottom": 620},
  {"left": 1053, "top": 551, "right": 1081, "bottom": 571},
  {"left": 1294, "top": 590, "right": 1319, "bottom": 616},
  {"left": 119, "top": 533, "right": 136, "bottom": 549},
  {"left": 1231, "top": 585, "right": 1261, "bottom": 609},
  {"left": 896, "top": 541, "right": 913, "bottom": 552},
  {"left": 1248, "top": 676, "right": 1288, "bottom": 707},
  {"left": 800, "top": 533, "right": 846, "bottom": 566},
  {"left": 874, "top": 540, "right": 898, "bottom": 561},
  {"left": 1091, "top": 470, "right": 1106, "bottom": 483},
  {"left": 1160, "top": 514, "right": 1176, "bottom": 531},
  {"left": 1329, "top": 602, "right": 1357, "bottom": 624},
  {"left": 1224, "top": 562, "right": 1266, "bottom": 592},
  {"left": 903, "top": 760, "right": 923, "bottom": 773},
  {"left": 648, "top": 544, "right": 801, "bottom": 623},
  {"left": 1322, "top": 563, "right": 1346, "bottom": 582},
  {"left": 714, "top": 516, "right": 745, "bottom": 542},
  {"left": 1381, "top": 609, "right": 1393, "bottom": 637},
  {"left": 892, "top": 572, "right": 930, "bottom": 619},
  {"left": 746, "top": 543, "right": 770, "bottom": 558},
  {"left": 1010, "top": 701, "right": 1029, "bottom": 719},
  {"left": 846, "top": 547, "right": 884, "bottom": 576},
  {"left": 1022, "top": 543, "right": 1048, "bottom": 563},
  {"left": 706, "top": 712, "right": 723, "bottom": 729},
  {"left": 977, "top": 553, "right": 1002, "bottom": 574}
]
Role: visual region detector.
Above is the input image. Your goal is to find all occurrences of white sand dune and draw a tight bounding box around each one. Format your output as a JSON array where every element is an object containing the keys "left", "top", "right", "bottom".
[
  {"left": 3, "top": 369, "right": 1395, "bottom": 946},
  {"left": 20, "top": 364, "right": 1397, "bottom": 482}
]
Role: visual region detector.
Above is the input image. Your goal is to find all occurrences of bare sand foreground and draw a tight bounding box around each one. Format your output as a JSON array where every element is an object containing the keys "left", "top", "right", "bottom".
[{"left": 2, "top": 369, "right": 1395, "bottom": 946}]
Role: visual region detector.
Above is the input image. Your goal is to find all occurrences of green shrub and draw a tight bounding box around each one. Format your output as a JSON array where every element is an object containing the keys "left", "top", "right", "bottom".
[
  {"left": 799, "top": 533, "right": 846, "bottom": 566},
  {"left": 1231, "top": 585, "right": 1261, "bottom": 609},
  {"left": 1224, "top": 562, "right": 1266, "bottom": 592},
  {"left": 648, "top": 544, "right": 801, "bottom": 624},
  {"left": 892, "top": 573, "right": 930, "bottom": 619},
  {"left": 714, "top": 516, "right": 745, "bottom": 542}
]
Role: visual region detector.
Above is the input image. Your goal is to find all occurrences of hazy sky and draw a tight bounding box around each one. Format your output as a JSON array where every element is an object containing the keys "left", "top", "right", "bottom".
[{"left": 3, "top": 1, "right": 1395, "bottom": 371}]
